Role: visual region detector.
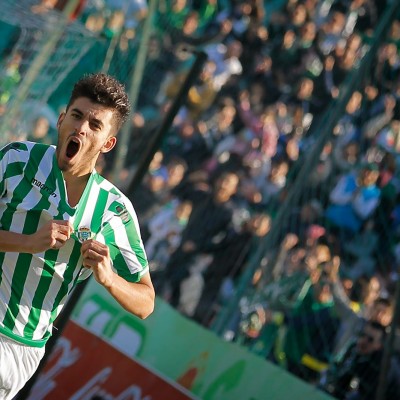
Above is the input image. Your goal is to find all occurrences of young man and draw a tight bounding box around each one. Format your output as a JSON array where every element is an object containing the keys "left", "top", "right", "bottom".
[
  {"left": 320, "top": 321, "right": 400, "bottom": 400},
  {"left": 0, "top": 73, "right": 155, "bottom": 399}
]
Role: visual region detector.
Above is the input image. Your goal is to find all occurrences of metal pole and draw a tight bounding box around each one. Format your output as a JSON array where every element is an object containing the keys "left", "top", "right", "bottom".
[
  {"left": 101, "top": 3, "right": 128, "bottom": 74},
  {"left": 126, "top": 50, "right": 208, "bottom": 195},
  {"left": 0, "top": 0, "right": 81, "bottom": 144},
  {"left": 376, "top": 270, "right": 400, "bottom": 400},
  {"left": 110, "top": 0, "right": 159, "bottom": 184}
]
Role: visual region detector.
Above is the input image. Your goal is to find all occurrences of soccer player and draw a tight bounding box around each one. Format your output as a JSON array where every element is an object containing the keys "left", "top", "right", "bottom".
[{"left": 0, "top": 73, "right": 155, "bottom": 399}]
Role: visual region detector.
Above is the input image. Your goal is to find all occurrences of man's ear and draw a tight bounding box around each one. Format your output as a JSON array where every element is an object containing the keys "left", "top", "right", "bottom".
[
  {"left": 57, "top": 112, "right": 66, "bottom": 129},
  {"left": 101, "top": 136, "right": 117, "bottom": 153}
]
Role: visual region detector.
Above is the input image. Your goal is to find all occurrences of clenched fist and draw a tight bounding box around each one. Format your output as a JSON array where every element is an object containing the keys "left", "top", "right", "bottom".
[{"left": 28, "top": 220, "right": 73, "bottom": 253}]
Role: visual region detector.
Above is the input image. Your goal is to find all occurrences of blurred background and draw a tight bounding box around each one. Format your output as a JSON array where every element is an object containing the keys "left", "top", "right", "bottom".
[{"left": 2, "top": 0, "right": 400, "bottom": 399}]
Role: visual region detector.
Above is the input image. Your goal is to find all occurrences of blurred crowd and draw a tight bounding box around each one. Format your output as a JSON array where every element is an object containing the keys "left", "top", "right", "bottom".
[{"left": 1, "top": 0, "right": 400, "bottom": 399}]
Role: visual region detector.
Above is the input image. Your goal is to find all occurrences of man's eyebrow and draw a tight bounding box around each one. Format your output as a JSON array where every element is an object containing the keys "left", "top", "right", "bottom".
[
  {"left": 89, "top": 115, "right": 104, "bottom": 129},
  {"left": 70, "top": 108, "right": 104, "bottom": 128},
  {"left": 70, "top": 108, "right": 83, "bottom": 115}
]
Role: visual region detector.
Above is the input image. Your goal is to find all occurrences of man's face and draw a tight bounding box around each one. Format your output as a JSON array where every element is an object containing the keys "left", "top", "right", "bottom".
[
  {"left": 216, "top": 173, "right": 239, "bottom": 199},
  {"left": 56, "top": 97, "right": 117, "bottom": 176},
  {"left": 356, "top": 325, "right": 383, "bottom": 355}
]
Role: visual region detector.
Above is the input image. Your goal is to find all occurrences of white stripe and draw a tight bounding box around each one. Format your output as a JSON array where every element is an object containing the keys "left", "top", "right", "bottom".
[{"left": 108, "top": 217, "right": 142, "bottom": 275}]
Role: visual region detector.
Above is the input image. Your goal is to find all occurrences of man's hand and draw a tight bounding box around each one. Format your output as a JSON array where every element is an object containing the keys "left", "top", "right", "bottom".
[
  {"left": 80, "top": 240, "right": 155, "bottom": 318},
  {"left": 80, "top": 239, "right": 115, "bottom": 288},
  {"left": 28, "top": 220, "right": 73, "bottom": 253}
]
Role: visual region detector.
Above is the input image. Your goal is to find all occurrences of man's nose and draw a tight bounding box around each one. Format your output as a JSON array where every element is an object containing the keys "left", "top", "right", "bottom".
[{"left": 74, "top": 120, "right": 89, "bottom": 135}]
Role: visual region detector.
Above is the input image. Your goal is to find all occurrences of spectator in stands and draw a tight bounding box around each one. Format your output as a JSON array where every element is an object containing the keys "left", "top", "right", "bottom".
[
  {"left": 325, "top": 161, "right": 381, "bottom": 237},
  {"left": 130, "top": 166, "right": 169, "bottom": 228},
  {"left": 163, "top": 8, "right": 233, "bottom": 52},
  {"left": 146, "top": 199, "right": 193, "bottom": 291},
  {"left": 375, "top": 38, "right": 400, "bottom": 93},
  {"left": 282, "top": 76, "right": 326, "bottom": 123},
  {"left": 325, "top": 255, "right": 393, "bottom": 356},
  {"left": 281, "top": 258, "right": 339, "bottom": 383},
  {"left": 26, "top": 116, "right": 54, "bottom": 145},
  {"left": 337, "top": 90, "right": 363, "bottom": 141},
  {"left": 314, "top": 54, "right": 340, "bottom": 101},
  {"left": 237, "top": 89, "right": 280, "bottom": 160},
  {"left": 197, "top": 96, "right": 237, "bottom": 156},
  {"left": 304, "top": 141, "right": 334, "bottom": 199},
  {"left": 192, "top": 211, "right": 271, "bottom": 326},
  {"left": 247, "top": 53, "right": 281, "bottom": 106},
  {"left": 318, "top": 8, "right": 347, "bottom": 56},
  {"left": 332, "top": 139, "right": 360, "bottom": 175},
  {"left": 163, "top": 170, "right": 240, "bottom": 307},
  {"left": 238, "top": 21, "right": 269, "bottom": 78},
  {"left": 261, "top": 156, "right": 289, "bottom": 207},
  {"left": 164, "top": 156, "right": 188, "bottom": 193},
  {"left": 361, "top": 92, "right": 398, "bottom": 151},
  {"left": 271, "top": 29, "right": 302, "bottom": 88},
  {"left": 204, "top": 39, "right": 243, "bottom": 92},
  {"left": 285, "top": 200, "right": 325, "bottom": 246},
  {"left": 345, "top": 0, "right": 378, "bottom": 36},
  {"left": 165, "top": 60, "right": 220, "bottom": 121},
  {"left": 162, "top": 118, "right": 210, "bottom": 171},
  {"left": 319, "top": 321, "right": 400, "bottom": 400}
]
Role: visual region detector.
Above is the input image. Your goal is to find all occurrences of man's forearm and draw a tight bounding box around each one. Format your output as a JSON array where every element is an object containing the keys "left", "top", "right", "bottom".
[
  {"left": 104, "top": 271, "right": 155, "bottom": 319},
  {"left": 0, "top": 230, "right": 34, "bottom": 253}
]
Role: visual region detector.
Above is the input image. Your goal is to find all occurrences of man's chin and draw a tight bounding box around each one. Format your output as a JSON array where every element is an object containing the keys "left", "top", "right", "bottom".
[{"left": 57, "top": 155, "right": 75, "bottom": 172}]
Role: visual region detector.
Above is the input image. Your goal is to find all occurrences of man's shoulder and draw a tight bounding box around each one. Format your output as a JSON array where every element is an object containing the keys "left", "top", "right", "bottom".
[
  {"left": 92, "top": 172, "right": 125, "bottom": 197},
  {"left": 92, "top": 172, "right": 134, "bottom": 211},
  {"left": 0, "top": 141, "right": 30, "bottom": 156},
  {"left": 1, "top": 141, "right": 53, "bottom": 155},
  {"left": 0, "top": 141, "right": 53, "bottom": 164}
]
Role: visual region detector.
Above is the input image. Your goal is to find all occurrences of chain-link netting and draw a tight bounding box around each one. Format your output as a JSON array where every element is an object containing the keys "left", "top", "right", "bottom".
[{"left": 0, "top": 0, "right": 98, "bottom": 144}]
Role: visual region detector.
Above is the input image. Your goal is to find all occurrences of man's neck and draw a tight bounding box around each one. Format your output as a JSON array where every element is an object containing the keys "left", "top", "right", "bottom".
[{"left": 64, "top": 172, "right": 91, "bottom": 207}]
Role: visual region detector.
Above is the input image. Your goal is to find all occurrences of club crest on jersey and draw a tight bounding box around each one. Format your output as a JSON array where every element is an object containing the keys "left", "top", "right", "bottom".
[{"left": 77, "top": 226, "right": 93, "bottom": 243}]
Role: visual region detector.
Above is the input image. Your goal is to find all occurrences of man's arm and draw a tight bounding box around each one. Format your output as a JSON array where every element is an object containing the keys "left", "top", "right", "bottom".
[
  {"left": 0, "top": 220, "right": 73, "bottom": 253},
  {"left": 104, "top": 271, "right": 155, "bottom": 319},
  {"left": 80, "top": 239, "right": 155, "bottom": 319}
]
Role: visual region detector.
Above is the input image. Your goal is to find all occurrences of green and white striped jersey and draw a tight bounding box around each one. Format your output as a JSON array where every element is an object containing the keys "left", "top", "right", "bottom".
[{"left": 0, "top": 141, "right": 148, "bottom": 347}]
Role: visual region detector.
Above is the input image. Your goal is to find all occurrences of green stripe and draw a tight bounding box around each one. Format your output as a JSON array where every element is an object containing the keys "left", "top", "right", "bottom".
[
  {"left": 2, "top": 144, "right": 49, "bottom": 331},
  {"left": 4, "top": 162, "right": 25, "bottom": 179},
  {"left": 90, "top": 187, "right": 109, "bottom": 233}
]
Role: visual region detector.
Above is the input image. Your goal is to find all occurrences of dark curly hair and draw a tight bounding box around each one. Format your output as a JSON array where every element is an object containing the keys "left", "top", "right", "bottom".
[{"left": 66, "top": 73, "right": 131, "bottom": 131}]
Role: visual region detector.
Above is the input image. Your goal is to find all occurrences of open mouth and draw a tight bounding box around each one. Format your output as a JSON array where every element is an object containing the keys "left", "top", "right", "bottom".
[{"left": 66, "top": 138, "right": 80, "bottom": 159}]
